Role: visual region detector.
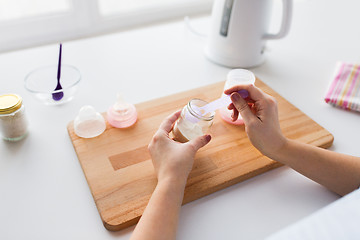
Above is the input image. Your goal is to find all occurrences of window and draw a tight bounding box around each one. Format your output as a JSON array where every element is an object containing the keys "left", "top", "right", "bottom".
[
  {"left": 98, "top": 0, "right": 206, "bottom": 16},
  {"left": 0, "top": 0, "right": 213, "bottom": 53},
  {"left": 0, "top": 0, "right": 70, "bottom": 21}
]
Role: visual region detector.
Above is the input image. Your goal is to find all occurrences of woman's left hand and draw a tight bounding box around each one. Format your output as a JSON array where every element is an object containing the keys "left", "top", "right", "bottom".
[{"left": 148, "top": 110, "right": 211, "bottom": 185}]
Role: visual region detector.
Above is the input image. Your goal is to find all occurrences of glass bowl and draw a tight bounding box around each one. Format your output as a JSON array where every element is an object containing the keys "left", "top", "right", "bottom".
[{"left": 24, "top": 65, "right": 81, "bottom": 105}]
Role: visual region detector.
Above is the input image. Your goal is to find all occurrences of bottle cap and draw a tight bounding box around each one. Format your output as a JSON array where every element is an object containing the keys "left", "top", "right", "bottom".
[
  {"left": 74, "top": 105, "right": 106, "bottom": 138},
  {"left": 107, "top": 94, "right": 137, "bottom": 128},
  {"left": 0, "top": 94, "right": 22, "bottom": 114}
]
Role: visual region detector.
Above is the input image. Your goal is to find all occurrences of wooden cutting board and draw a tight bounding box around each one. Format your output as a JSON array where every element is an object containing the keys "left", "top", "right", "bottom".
[{"left": 67, "top": 79, "right": 333, "bottom": 231}]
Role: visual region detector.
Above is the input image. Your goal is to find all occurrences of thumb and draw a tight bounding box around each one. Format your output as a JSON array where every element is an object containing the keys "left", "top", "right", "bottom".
[
  {"left": 188, "top": 134, "right": 211, "bottom": 152},
  {"left": 230, "top": 92, "right": 256, "bottom": 124}
]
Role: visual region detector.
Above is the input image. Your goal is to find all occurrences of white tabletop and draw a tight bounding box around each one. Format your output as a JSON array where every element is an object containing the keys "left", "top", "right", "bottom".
[{"left": 1, "top": 0, "right": 360, "bottom": 239}]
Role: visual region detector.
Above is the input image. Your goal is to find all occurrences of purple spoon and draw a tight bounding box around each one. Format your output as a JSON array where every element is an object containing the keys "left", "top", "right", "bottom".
[{"left": 52, "top": 43, "right": 64, "bottom": 101}]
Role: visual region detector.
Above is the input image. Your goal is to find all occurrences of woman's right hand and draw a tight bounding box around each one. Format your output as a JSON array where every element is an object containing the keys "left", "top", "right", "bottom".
[{"left": 224, "top": 85, "right": 287, "bottom": 158}]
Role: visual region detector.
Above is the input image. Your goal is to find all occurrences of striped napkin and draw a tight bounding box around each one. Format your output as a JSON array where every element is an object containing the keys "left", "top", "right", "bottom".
[{"left": 325, "top": 62, "right": 360, "bottom": 112}]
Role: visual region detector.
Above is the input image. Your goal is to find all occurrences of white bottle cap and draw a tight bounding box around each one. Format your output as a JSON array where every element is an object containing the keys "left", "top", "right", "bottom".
[{"left": 74, "top": 105, "right": 106, "bottom": 138}]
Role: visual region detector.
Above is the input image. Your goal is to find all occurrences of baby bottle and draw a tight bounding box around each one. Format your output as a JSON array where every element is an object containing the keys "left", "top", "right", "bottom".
[
  {"left": 171, "top": 99, "right": 214, "bottom": 143},
  {"left": 219, "top": 69, "right": 256, "bottom": 125}
]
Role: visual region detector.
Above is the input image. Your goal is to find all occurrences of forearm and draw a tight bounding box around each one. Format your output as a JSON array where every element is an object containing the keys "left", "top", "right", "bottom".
[
  {"left": 130, "top": 178, "right": 186, "bottom": 240},
  {"left": 271, "top": 139, "right": 360, "bottom": 196}
]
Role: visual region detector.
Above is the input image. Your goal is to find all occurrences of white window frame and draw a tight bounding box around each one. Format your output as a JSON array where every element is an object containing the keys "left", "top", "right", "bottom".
[{"left": 0, "top": 0, "right": 213, "bottom": 53}]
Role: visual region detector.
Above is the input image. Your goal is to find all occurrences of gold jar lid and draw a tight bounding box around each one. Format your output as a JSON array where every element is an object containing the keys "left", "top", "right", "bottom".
[{"left": 0, "top": 94, "right": 23, "bottom": 114}]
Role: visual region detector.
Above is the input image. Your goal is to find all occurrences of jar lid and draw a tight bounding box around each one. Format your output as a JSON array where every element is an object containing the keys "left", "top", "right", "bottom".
[{"left": 0, "top": 94, "right": 22, "bottom": 114}]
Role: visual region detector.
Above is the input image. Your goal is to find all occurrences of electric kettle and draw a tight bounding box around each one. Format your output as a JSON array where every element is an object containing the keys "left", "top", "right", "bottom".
[{"left": 205, "top": 0, "right": 293, "bottom": 68}]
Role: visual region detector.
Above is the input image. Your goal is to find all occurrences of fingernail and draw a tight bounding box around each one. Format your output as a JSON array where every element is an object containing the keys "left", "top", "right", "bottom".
[
  {"left": 205, "top": 134, "right": 211, "bottom": 142},
  {"left": 231, "top": 93, "right": 240, "bottom": 101},
  {"left": 238, "top": 90, "right": 249, "bottom": 98}
]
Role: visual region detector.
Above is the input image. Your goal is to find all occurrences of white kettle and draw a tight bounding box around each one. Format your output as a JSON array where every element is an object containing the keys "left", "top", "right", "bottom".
[{"left": 205, "top": 0, "right": 293, "bottom": 68}]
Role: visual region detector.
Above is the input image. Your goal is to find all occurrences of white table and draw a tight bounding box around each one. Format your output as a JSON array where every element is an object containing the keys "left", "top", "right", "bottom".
[{"left": 1, "top": 0, "right": 359, "bottom": 239}]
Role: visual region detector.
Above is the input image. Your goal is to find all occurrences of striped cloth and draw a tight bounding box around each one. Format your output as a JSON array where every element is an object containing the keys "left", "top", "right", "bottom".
[{"left": 325, "top": 62, "right": 360, "bottom": 112}]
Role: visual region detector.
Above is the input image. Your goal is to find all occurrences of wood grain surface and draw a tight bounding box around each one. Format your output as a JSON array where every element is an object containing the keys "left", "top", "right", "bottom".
[{"left": 67, "top": 79, "right": 334, "bottom": 231}]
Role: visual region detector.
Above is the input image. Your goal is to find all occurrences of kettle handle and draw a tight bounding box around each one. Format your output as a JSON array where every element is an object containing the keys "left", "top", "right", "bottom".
[{"left": 263, "top": 0, "right": 293, "bottom": 40}]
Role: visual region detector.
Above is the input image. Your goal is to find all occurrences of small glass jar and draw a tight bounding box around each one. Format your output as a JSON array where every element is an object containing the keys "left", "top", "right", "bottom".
[
  {"left": 219, "top": 69, "right": 256, "bottom": 125},
  {"left": 171, "top": 99, "right": 214, "bottom": 143},
  {"left": 0, "top": 94, "right": 28, "bottom": 141}
]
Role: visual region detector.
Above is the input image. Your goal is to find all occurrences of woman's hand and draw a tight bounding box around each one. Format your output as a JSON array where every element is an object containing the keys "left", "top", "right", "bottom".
[
  {"left": 224, "top": 84, "right": 286, "bottom": 158},
  {"left": 148, "top": 110, "right": 211, "bottom": 185},
  {"left": 132, "top": 111, "right": 211, "bottom": 240},
  {"left": 225, "top": 85, "right": 360, "bottom": 196}
]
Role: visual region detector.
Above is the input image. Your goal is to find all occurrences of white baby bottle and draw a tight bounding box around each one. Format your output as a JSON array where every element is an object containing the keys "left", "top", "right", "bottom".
[{"left": 219, "top": 69, "right": 256, "bottom": 125}]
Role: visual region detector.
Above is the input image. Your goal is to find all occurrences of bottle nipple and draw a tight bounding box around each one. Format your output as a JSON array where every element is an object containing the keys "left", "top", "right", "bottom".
[{"left": 107, "top": 93, "right": 137, "bottom": 128}]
